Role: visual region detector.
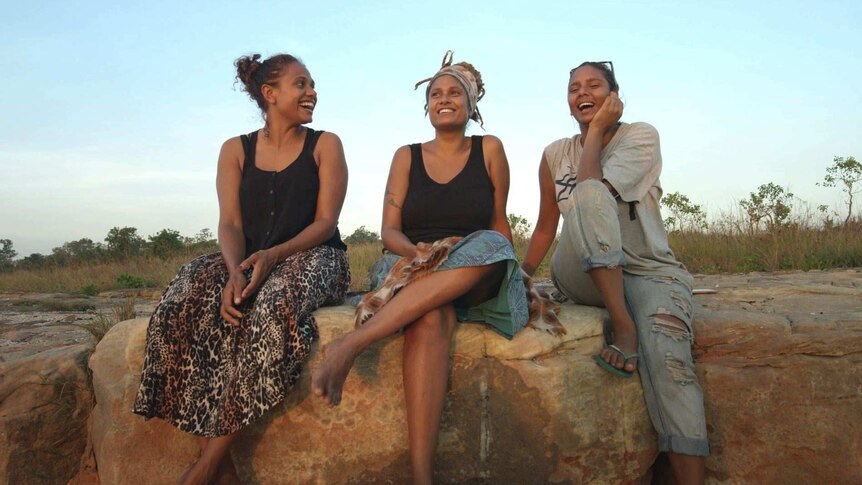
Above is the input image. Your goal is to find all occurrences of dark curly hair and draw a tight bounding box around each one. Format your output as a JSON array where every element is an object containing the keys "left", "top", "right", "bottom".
[{"left": 234, "top": 53, "right": 302, "bottom": 117}]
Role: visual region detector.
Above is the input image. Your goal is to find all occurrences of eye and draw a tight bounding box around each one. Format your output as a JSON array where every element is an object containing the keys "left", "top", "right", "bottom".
[{"left": 590, "top": 83, "right": 601, "bottom": 89}]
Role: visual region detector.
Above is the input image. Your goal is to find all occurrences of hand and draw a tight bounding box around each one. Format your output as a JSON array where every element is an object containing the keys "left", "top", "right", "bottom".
[
  {"left": 590, "top": 92, "right": 623, "bottom": 133},
  {"left": 238, "top": 249, "right": 278, "bottom": 299},
  {"left": 221, "top": 271, "right": 247, "bottom": 326}
]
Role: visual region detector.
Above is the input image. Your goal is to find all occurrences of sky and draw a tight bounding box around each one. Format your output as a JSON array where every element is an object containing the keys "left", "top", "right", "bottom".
[{"left": 1, "top": 0, "right": 860, "bottom": 257}]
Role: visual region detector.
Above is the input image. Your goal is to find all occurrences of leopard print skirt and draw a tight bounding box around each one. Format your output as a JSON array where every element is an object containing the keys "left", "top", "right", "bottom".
[{"left": 132, "top": 245, "right": 350, "bottom": 437}]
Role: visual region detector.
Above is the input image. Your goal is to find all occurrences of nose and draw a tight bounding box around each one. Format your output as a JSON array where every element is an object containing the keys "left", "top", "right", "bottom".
[{"left": 306, "top": 84, "right": 317, "bottom": 97}]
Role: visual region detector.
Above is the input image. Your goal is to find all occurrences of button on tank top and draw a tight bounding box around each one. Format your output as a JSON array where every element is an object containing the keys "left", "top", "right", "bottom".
[
  {"left": 239, "top": 128, "right": 346, "bottom": 257},
  {"left": 401, "top": 135, "right": 494, "bottom": 244}
]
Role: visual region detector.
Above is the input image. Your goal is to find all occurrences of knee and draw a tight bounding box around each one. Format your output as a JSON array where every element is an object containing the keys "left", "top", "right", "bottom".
[
  {"left": 646, "top": 314, "right": 699, "bottom": 386},
  {"left": 574, "top": 178, "right": 616, "bottom": 206},
  {"left": 405, "top": 306, "right": 456, "bottom": 343}
]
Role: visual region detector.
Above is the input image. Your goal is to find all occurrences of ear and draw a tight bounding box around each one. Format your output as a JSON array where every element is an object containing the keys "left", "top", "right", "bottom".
[{"left": 261, "top": 84, "right": 277, "bottom": 105}]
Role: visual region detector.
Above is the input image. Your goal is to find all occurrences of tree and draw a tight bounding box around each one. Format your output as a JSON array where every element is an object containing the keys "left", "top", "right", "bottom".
[
  {"left": 105, "top": 227, "right": 146, "bottom": 258},
  {"left": 18, "top": 253, "right": 47, "bottom": 270},
  {"left": 60, "top": 238, "right": 103, "bottom": 262},
  {"left": 661, "top": 192, "right": 707, "bottom": 232},
  {"left": 148, "top": 229, "right": 184, "bottom": 258},
  {"left": 507, "top": 214, "right": 532, "bottom": 240},
  {"left": 192, "top": 228, "right": 215, "bottom": 245},
  {"left": 817, "top": 155, "right": 861, "bottom": 225},
  {"left": 739, "top": 183, "right": 794, "bottom": 232},
  {"left": 0, "top": 239, "right": 16, "bottom": 271},
  {"left": 344, "top": 226, "right": 380, "bottom": 245}
]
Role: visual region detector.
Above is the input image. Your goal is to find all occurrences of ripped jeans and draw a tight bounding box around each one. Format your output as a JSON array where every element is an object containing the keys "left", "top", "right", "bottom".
[{"left": 551, "top": 179, "right": 709, "bottom": 456}]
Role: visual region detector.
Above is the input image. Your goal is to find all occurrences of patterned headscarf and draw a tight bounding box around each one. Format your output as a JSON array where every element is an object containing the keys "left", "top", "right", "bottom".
[{"left": 415, "top": 50, "right": 485, "bottom": 127}]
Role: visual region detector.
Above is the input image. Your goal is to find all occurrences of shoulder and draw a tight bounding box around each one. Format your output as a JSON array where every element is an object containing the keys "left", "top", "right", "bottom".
[
  {"left": 619, "top": 122, "right": 659, "bottom": 141},
  {"left": 542, "top": 136, "right": 574, "bottom": 168},
  {"left": 480, "top": 134, "right": 504, "bottom": 150},
  {"left": 543, "top": 136, "right": 572, "bottom": 155},
  {"left": 220, "top": 135, "right": 244, "bottom": 154},
  {"left": 391, "top": 144, "right": 413, "bottom": 169},
  {"left": 218, "top": 136, "right": 245, "bottom": 167},
  {"left": 314, "top": 130, "right": 343, "bottom": 151}
]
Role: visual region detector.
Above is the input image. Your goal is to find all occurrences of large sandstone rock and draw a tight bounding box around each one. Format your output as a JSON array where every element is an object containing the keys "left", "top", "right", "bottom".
[
  {"left": 85, "top": 269, "right": 862, "bottom": 484},
  {"left": 0, "top": 322, "right": 95, "bottom": 485},
  {"left": 88, "top": 306, "right": 655, "bottom": 484}
]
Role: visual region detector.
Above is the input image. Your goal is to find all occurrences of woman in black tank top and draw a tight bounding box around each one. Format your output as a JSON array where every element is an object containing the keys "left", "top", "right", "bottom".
[
  {"left": 314, "top": 52, "right": 529, "bottom": 484},
  {"left": 133, "top": 53, "right": 350, "bottom": 485}
]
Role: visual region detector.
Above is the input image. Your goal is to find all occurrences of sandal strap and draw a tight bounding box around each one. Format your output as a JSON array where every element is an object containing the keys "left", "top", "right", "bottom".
[{"left": 607, "top": 344, "right": 640, "bottom": 361}]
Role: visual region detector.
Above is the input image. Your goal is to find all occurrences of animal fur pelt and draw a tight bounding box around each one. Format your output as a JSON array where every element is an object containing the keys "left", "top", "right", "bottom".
[{"left": 354, "top": 236, "right": 565, "bottom": 336}]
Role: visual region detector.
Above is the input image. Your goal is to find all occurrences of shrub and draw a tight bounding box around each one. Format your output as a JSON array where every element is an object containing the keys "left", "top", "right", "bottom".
[{"left": 116, "top": 273, "right": 148, "bottom": 288}]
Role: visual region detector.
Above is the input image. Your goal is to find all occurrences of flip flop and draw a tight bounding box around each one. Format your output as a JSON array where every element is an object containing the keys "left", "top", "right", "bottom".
[{"left": 595, "top": 344, "right": 639, "bottom": 378}]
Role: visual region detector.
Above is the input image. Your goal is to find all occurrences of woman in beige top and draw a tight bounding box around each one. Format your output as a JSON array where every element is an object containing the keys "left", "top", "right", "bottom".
[{"left": 522, "top": 62, "right": 708, "bottom": 484}]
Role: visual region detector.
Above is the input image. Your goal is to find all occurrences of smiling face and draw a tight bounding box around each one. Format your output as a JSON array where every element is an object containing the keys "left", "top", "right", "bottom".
[
  {"left": 263, "top": 62, "right": 317, "bottom": 124},
  {"left": 568, "top": 65, "right": 617, "bottom": 126},
  {"left": 427, "top": 74, "right": 471, "bottom": 130}
]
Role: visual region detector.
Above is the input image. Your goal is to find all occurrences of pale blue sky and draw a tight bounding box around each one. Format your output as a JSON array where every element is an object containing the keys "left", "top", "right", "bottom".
[{"left": 2, "top": 0, "right": 860, "bottom": 256}]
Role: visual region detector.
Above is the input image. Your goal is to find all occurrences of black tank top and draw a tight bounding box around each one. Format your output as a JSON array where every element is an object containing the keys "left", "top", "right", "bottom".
[
  {"left": 401, "top": 136, "right": 494, "bottom": 244},
  {"left": 239, "top": 128, "right": 346, "bottom": 257}
]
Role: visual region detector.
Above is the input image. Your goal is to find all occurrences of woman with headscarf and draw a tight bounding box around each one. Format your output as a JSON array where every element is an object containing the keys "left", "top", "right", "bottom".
[{"left": 312, "top": 51, "right": 528, "bottom": 484}]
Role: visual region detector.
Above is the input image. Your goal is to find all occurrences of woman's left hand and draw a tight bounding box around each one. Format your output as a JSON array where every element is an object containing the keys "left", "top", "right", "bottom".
[
  {"left": 238, "top": 249, "right": 278, "bottom": 299},
  {"left": 590, "top": 92, "right": 624, "bottom": 132}
]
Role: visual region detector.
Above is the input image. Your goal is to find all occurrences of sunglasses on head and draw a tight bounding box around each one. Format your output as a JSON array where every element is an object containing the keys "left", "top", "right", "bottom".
[{"left": 570, "top": 61, "right": 614, "bottom": 76}]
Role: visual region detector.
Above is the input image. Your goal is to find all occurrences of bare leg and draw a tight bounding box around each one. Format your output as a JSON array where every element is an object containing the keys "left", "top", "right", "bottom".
[
  {"left": 178, "top": 433, "right": 239, "bottom": 485},
  {"left": 667, "top": 452, "right": 705, "bottom": 485},
  {"left": 312, "top": 262, "right": 505, "bottom": 405},
  {"left": 403, "top": 305, "right": 457, "bottom": 485},
  {"left": 589, "top": 266, "right": 638, "bottom": 372}
]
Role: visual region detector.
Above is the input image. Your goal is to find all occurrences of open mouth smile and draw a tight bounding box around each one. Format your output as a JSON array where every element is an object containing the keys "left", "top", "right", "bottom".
[{"left": 577, "top": 101, "right": 595, "bottom": 112}]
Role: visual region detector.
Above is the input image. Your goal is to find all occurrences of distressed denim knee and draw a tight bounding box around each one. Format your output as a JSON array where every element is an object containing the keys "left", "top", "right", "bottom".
[
  {"left": 624, "top": 274, "right": 710, "bottom": 456},
  {"left": 571, "top": 179, "right": 626, "bottom": 272}
]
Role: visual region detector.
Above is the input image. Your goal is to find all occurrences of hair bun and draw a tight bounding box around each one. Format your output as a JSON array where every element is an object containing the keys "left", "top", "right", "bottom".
[{"left": 234, "top": 54, "right": 263, "bottom": 92}]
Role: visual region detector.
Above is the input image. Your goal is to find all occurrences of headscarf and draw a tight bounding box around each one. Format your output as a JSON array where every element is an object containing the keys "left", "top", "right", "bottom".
[{"left": 414, "top": 50, "right": 485, "bottom": 127}]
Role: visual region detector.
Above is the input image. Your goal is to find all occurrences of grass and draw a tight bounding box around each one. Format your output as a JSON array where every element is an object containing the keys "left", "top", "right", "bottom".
[
  {"left": 1, "top": 217, "right": 859, "bottom": 295},
  {"left": 76, "top": 297, "right": 137, "bottom": 342},
  {"left": 670, "top": 216, "right": 862, "bottom": 273}
]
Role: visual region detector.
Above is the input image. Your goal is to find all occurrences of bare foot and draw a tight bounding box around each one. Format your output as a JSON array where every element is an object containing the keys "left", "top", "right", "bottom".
[
  {"left": 600, "top": 329, "right": 639, "bottom": 373},
  {"left": 312, "top": 337, "right": 358, "bottom": 406}
]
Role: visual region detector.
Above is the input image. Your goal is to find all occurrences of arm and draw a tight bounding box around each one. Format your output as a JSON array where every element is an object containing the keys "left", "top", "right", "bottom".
[
  {"left": 241, "top": 131, "right": 348, "bottom": 297},
  {"left": 215, "top": 137, "right": 248, "bottom": 324},
  {"left": 380, "top": 145, "right": 419, "bottom": 258},
  {"left": 576, "top": 91, "right": 624, "bottom": 195},
  {"left": 482, "top": 135, "right": 513, "bottom": 243},
  {"left": 521, "top": 152, "right": 561, "bottom": 276}
]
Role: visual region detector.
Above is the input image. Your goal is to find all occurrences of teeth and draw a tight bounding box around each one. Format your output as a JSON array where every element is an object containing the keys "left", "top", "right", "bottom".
[
  {"left": 439, "top": 108, "right": 454, "bottom": 113},
  {"left": 578, "top": 102, "right": 594, "bottom": 110}
]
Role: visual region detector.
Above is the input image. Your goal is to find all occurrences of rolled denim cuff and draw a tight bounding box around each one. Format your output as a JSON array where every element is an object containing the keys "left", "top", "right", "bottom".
[
  {"left": 581, "top": 249, "right": 626, "bottom": 272},
  {"left": 657, "top": 434, "right": 710, "bottom": 457}
]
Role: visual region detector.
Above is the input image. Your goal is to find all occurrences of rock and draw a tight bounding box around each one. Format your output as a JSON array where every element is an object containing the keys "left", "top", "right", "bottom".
[
  {"left": 0, "top": 322, "right": 95, "bottom": 485},
  {"left": 89, "top": 307, "right": 655, "bottom": 484},
  {"left": 81, "top": 268, "right": 862, "bottom": 484}
]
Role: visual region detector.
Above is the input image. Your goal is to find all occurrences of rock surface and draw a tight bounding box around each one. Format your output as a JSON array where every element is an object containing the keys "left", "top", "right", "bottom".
[
  {"left": 3, "top": 269, "right": 860, "bottom": 484},
  {"left": 83, "top": 268, "right": 862, "bottom": 484},
  {"left": 0, "top": 322, "right": 95, "bottom": 485}
]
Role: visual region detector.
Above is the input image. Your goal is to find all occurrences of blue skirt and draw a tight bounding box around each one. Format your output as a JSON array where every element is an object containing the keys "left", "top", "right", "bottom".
[{"left": 367, "top": 230, "right": 528, "bottom": 339}]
